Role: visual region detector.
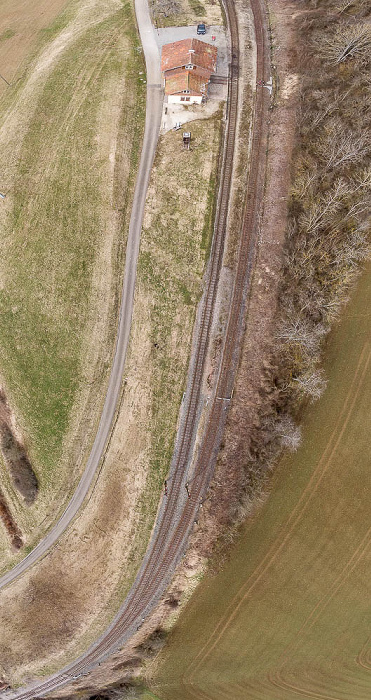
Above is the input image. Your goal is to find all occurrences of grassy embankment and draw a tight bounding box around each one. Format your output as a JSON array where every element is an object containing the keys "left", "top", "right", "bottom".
[
  {"left": 0, "top": 0, "right": 146, "bottom": 563},
  {"left": 129, "top": 114, "right": 223, "bottom": 548}
]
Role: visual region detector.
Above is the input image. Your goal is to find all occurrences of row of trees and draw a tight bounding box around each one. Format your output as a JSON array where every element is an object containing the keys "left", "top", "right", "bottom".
[
  {"left": 236, "top": 0, "right": 371, "bottom": 514},
  {"left": 276, "top": 0, "right": 370, "bottom": 410}
]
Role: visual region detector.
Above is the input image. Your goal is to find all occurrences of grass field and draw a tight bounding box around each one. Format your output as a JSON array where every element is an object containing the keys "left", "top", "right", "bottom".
[
  {"left": 0, "top": 113, "right": 223, "bottom": 684},
  {"left": 148, "top": 257, "right": 371, "bottom": 698},
  {"left": 134, "top": 115, "right": 222, "bottom": 525},
  {"left": 0, "top": 0, "right": 147, "bottom": 563}
]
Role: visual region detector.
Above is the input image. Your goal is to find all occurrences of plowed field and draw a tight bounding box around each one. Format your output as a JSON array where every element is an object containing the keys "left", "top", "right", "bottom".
[
  {"left": 150, "top": 261, "right": 371, "bottom": 699},
  {"left": 0, "top": 0, "right": 69, "bottom": 97}
]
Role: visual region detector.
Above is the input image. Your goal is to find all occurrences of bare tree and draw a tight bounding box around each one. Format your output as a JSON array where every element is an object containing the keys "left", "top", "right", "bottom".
[
  {"left": 321, "top": 129, "right": 369, "bottom": 169},
  {"left": 322, "top": 22, "right": 371, "bottom": 64},
  {"left": 274, "top": 416, "right": 302, "bottom": 452},
  {"left": 299, "top": 179, "right": 347, "bottom": 233},
  {"left": 293, "top": 368, "right": 327, "bottom": 401},
  {"left": 275, "top": 315, "right": 327, "bottom": 355},
  {"left": 336, "top": 0, "right": 355, "bottom": 15}
]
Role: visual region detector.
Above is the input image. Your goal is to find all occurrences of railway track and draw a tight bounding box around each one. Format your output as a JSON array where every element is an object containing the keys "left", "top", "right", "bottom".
[{"left": 6, "top": 0, "right": 271, "bottom": 696}]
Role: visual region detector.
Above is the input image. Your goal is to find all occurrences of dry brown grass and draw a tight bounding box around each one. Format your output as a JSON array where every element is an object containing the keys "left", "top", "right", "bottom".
[
  {"left": 151, "top": 0, "right": 222, "bottom": 29},
  {"left": 0, "top": 114, "right": 223, "bottom": 686}
]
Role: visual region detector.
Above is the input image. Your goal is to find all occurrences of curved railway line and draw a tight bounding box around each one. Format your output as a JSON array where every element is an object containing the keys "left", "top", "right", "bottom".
[{"left": 6, "top": 0, "right": 271, "bottom": 696}]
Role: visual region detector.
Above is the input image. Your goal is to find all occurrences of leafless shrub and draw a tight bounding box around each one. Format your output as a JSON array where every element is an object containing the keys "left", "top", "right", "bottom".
[
  {"left": 151, "top": 0, "right": 181, "bottom": 20},
  {"left": 134, "top": 627, "right": 166, "bottom": 655},
  {"left": 299, "top": 178, "right": 347, "bottom": 231},
  {"left": 336, "top": 0, "right": 355, "bottom": 15},
  {"left": 290, "top": 169, "right": 319, "bottom": 200},
  {"left": 275, "top": 315, "right": 327, "bottom": 356},
  {"left": 334, "top": 0, "right": 370, "bottom": 16},
  {"left": 334, "top": 227, "right": 370, "bottom": 267}
]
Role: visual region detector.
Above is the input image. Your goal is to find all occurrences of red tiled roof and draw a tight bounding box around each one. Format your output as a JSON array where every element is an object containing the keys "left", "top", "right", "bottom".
[
  {"left": 164, "top": 70, "right": 207, "bottom": 96},
  {"left": 161, "top": 38, "right": 217, "bottom": 74}
]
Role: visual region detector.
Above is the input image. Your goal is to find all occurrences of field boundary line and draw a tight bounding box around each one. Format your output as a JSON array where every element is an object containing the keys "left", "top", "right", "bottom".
[
  {"left": 356, "top": 637, "right": 371, "bottom": 672},
  {"left": 184, "top": 343, "right": 371, "bottom": 686},
  {"left": 273, "top": 528, "right": 371, "bottom": 671}
]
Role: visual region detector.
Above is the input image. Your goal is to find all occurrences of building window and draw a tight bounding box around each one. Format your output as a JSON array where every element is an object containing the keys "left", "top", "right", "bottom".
[{"left": 185, "top": 97, "right": 190, "bottom": 101}]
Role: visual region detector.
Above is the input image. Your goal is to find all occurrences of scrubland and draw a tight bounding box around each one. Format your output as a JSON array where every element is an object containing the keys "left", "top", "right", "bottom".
[{"left": 151, "top": 0, "right": 223, "bottom": 29}]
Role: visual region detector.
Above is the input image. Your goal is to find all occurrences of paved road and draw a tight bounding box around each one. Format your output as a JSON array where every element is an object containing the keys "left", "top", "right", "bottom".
[{"left": 0, "top": 0, "right": 162, "bottom": 591}]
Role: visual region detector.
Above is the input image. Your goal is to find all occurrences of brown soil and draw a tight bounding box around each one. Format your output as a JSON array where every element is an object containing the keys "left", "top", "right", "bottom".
[
  {"left": 0, "top": 0, "right": 70, "bottom": 97},
  {"left": 0, "top": 390, "right": 38, "bottom": 505}
]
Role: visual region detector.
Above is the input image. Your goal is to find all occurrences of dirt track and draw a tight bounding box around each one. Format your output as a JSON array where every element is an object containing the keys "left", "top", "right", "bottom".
[{"left": 2, "top": 0, "right": 271, "bottom": 694}]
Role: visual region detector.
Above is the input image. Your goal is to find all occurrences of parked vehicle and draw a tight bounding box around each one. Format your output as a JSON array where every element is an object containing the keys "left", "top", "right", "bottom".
[{"left": 197, "top": 23, "right": 206, "bottom": 35}]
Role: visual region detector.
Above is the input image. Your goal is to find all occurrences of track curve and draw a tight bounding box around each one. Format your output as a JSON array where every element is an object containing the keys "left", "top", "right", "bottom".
[{"left": 4, "top": 0, "right": 271, "bottom": 696}]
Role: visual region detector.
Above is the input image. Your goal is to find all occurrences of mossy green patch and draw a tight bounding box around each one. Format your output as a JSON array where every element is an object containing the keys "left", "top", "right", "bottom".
[{"left": 0, "top": 29, "right": 15, "bottom": 42}]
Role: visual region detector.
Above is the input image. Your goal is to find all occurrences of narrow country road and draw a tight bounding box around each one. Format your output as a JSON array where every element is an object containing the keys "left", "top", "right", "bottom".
[{"left": 0, "top": 0, "right": 162, "bottom": 591}]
